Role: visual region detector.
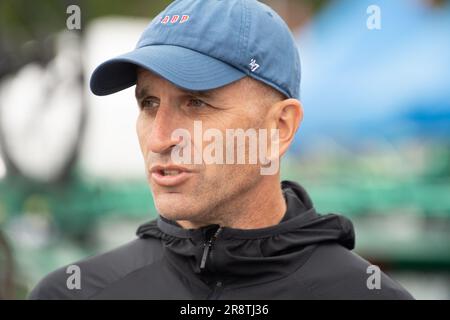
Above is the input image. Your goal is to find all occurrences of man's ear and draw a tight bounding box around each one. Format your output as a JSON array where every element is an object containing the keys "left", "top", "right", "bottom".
[{"left": 270, "top": 98, "right": 303, "bottom": 157}]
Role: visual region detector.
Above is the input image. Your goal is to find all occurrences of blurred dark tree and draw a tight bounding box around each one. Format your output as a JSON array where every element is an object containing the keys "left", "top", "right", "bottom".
[{"left": 0, "top": 0, "right": 172, "bottom": 76}]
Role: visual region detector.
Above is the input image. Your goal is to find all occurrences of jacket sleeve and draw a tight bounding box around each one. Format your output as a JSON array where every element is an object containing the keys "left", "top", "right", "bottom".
[{"left": 28, "top": 267, "right": 77, "bottom": 300}]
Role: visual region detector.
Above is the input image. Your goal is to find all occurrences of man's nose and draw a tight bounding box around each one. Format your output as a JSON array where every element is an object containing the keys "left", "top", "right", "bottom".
[{"left": 147, "top": 104, "right": 181, "bottom": 154}]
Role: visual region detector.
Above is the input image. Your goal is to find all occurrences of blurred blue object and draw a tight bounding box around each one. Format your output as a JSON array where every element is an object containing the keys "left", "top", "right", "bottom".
[{"left": 294, "top": 0, "right": 450, "bottom": 149}]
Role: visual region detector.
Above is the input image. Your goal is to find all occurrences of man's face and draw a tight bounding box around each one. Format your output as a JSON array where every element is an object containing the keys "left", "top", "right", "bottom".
[{"left": 135, "top": 69, "right": 273, "bottom": 225}]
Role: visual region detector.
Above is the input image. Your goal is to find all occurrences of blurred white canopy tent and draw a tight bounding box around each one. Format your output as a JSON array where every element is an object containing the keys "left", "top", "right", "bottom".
[
  {"left": 81, "top": 17, "right": 149, "bottom": 181},
  {"left": 0, "top": 32, "right": 84, "bottom": 182}
]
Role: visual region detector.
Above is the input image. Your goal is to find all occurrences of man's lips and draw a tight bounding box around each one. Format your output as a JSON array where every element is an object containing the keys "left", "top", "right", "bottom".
[{"left": 149, "top": 164, "right": 195, "bottom": 187}]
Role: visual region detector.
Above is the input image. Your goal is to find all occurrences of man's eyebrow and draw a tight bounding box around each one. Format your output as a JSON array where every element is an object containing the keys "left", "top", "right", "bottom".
[
  {"left": 135, "top": 85, "right": 217, "bottom": 100},
  {"left": 135, "top": 86, "right": 150, "bottom": 101},
  {"left": 182, "top": 88, "right": 216, "bottom": 99}
]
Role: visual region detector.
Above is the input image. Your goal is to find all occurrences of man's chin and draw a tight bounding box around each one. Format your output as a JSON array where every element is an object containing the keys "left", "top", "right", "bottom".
[{"left": 154, "top": 193, "right": 202, "bottom": 222}]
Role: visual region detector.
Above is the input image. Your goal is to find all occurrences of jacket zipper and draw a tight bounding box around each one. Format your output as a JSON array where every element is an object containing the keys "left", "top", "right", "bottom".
[
  {"left": 200, "top": 227, "right": 224, "bottom": 299},
  {"left": 200, "top": 227, "right": 222, "bottom": 270}
]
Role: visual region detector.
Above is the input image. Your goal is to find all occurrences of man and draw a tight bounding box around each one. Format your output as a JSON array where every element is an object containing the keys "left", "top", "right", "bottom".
[{"left": 30, "top": 0, "right": 413, "bottom": 299}]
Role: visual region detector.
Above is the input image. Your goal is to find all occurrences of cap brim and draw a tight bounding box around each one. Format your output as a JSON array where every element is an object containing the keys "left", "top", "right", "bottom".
[{"left": 90, "top": 44, "right": 246, "bottom": 96}]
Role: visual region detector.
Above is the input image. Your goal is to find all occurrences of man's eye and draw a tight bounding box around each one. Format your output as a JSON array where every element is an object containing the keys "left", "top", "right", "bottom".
[
  {"left": 141, "top": 98, "right": 159, "bottom": 110},
  {"left": 187, "top": 98, "right": 207, "bottom": 108}
]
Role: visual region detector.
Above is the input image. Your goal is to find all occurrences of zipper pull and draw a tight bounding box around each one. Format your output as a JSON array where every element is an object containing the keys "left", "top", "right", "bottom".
[
  {"left": 200, "top": 242, "right": 212, "bottom": 270},
  {"left": 199, "top": 227, "right": 222, "bottom": 270}
]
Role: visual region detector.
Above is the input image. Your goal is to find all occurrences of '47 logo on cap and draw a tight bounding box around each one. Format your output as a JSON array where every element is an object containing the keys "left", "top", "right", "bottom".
[
  {"left": 249, "top": 59, "right": 260, "bottom": 72},
  {"left": 159, "top": 14, "right": 189, "bottom": 24}
]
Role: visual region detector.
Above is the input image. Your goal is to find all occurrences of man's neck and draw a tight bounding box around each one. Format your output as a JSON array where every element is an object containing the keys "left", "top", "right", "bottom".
[{"left": 177, "top": 177, "right": 286, "bottom": 230}]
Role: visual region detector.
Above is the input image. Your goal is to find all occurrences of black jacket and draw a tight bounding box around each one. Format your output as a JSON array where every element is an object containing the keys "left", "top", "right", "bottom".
[{"left": 29, "top": 181, "right": 413, "bottom": 299}]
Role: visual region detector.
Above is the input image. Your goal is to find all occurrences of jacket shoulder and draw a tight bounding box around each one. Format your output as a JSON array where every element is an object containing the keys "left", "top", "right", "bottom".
[
  {"left": 28, "top": 237, "right": 163, "bottom": 300},
  {"left": 297, "top": 243, "right": 414, "bottom": 300}
]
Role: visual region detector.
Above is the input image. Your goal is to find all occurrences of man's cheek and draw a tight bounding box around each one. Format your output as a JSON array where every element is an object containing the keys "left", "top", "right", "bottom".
[
  {"left": 136, "top": 124, "right": 146, "bottom": 154},
  {"left": 203, "top": 165, "right": 233, "bottom": 192}
]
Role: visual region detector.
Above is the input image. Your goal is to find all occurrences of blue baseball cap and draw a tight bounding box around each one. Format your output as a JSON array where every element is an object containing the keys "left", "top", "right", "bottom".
[{"left": 90, "top": 0, "right": 301, "bottom": 99}]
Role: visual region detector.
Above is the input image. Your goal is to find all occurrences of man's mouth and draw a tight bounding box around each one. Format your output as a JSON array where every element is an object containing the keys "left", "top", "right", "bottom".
[
  {"left": 160, "top": 169, "right": 182, "bottom": 176},
  {"left": 150, "top": 165, "right": 194, "bottom": 187}
]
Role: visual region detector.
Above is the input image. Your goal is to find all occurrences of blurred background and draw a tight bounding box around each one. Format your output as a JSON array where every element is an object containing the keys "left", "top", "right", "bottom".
[{"left": 0, "top": 0, "right": 449, "bottom": 299}]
